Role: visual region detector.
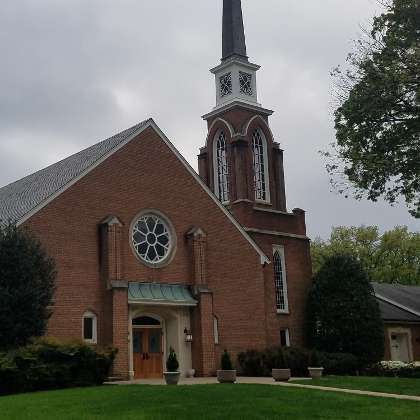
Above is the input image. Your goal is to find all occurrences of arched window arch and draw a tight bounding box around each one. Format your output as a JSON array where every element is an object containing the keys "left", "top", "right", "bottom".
[
  {"left": 252, "top": 129, "right": 270, "bottom": 202},
  {"left": 213, "top": 130, "right": 229, "bottom": 203},
  {"left": 82, "top": 311, "right": 97, "bottom": 344},
  {"left": 273, "top": 247, "right": 289, "bottom": 313}
]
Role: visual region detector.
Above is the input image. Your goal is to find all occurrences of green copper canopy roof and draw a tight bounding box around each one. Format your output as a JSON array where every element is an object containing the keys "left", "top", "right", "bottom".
[{"left": 128, "top": 282, "right": 197, "bottom": 306}]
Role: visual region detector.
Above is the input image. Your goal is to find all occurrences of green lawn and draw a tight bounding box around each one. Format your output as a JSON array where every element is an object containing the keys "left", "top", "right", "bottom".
[
  {"left": 0, "top": 384, "right": 419, "bottom": 420},
  {"left": 294, "top": 376, "right": 420, "bottom": 397}
]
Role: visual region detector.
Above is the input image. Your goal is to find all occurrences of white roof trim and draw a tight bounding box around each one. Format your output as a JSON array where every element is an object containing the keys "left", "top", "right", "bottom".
[
  {"left": 18, "top": 119, "right": 269, "bottom": 265},
  {"left": 202, "top": 100, "right": 274, "bottom": 121},
  {"left": 244, "top": 227, "right": 309, "bottom": 241},
  {"left": 375, "top": 293, "right": 420, "bottom": 318}
]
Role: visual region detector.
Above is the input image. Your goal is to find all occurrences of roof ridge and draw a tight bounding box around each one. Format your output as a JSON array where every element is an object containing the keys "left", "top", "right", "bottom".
[{"left": 0, "top": 119, "right": 151, "bottom": 192}]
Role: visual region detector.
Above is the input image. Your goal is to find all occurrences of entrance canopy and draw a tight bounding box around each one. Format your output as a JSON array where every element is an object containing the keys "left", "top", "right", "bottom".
[{"left": 128, "top": 282, "right": 197, "bottom": 306}]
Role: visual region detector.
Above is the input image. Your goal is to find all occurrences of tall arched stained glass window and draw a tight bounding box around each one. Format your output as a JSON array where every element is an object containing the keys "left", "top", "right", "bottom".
[
  {"left": 214, "top": 131, "right": 229, "bottom": 203},
  {"left": 273, "top": 248, "right": 289, "bottom": 313},
  {"left": 252, "top": 129, "right": 269, "bottom": 202}
]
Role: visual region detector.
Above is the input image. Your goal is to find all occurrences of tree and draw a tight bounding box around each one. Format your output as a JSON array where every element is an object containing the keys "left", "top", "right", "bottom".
[
  {"left": 305, "top": 254, "right": 384, "bottom": 366},
  {"left": 0, "top": 223, "right": 56, "bottom": 350},
  {"left": 311, "top": 225, "right": 420, "bottom": 285},
  {"left": 328, "top": 0, "right": 420, "bottom": 218}
]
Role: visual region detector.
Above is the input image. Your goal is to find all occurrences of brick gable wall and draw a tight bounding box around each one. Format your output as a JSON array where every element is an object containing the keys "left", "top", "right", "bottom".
[{"left": 23, "top": 126, "right": 267, "bottom": 377}]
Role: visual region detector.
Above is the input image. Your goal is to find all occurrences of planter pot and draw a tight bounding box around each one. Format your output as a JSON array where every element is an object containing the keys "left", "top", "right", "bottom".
[
  {"left": 186, "top": 369, "right": 196, "bottom": 378},
  {"left": 272, "top": 368, "right": 291, "bottom": 382},
  {"left": 308, "top": 367, "right": 324, "bottom": 379},
  {"left": 164, "top": 371, "right": 181, "bottom": 385},
  {"left": 217, "top": 370, "right": 237, "bottom": 383}
]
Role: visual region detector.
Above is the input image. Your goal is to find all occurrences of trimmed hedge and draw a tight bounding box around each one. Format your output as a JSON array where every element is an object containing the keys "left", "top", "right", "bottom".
[
  {"left": 238, "top": 347, "right": 360, "bottom": 377},
  {"left": 366, "top": 361, "right": 420, "bottom": 378},
  {"left": 318, "top": 352, "right": 360, "bottom": 375},
  {"left": 0, "top": 338, "right": 116, "bottom": 395}
]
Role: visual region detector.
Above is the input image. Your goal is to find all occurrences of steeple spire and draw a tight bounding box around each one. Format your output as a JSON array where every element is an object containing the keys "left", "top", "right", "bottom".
[{"left": 222, "top": 0, "right": 248, "bottom": 61}]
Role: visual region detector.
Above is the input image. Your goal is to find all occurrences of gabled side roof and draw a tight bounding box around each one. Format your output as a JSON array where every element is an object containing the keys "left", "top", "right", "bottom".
[
  {"left": 0, "top": 119, "right": 151, "bottom": 225},
  {"left": 0, "top": 119, "right": 269, "bottom": 264},
  {"left": 373, "top": 282, "right": 420, "bottom": 321}
]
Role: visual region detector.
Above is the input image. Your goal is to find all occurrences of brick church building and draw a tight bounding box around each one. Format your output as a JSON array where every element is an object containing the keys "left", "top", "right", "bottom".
[{"left": 0, "top": 0, "right": 312, "bottom": 379}]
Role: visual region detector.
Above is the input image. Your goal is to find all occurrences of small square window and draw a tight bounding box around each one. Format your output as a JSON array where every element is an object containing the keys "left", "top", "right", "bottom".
[
  {"left": 280, "top": 329, "right": 290, "bottom": 347},
  {"left": 239, "top": 71, "right": 253, "bottom": 96},
  {"left": 220, "top": 72, "right": 232, "bottom": 97}
]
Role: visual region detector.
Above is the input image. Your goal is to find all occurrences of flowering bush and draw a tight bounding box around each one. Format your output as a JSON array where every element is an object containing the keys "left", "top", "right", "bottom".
[{"left": 367, "top": 361, "right": 420, "bottom": 378}]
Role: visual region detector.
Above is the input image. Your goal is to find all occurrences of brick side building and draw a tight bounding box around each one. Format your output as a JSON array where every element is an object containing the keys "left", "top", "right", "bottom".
[
  {"left": 374, "top": 283, "right": 420, "bottom": 362},
  {"left": 0, "top": 0, "right": 312, "bottom": 379}
]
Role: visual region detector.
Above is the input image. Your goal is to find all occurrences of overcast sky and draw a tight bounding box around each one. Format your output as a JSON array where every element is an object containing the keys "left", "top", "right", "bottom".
[{"left": 0, "top": 0, "right": 417, "bottom": 239}]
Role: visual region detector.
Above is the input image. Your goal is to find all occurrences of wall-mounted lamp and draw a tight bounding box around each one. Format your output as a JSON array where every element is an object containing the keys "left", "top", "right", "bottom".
[{"left": 184, "top": 328, "right": 193, "bottom": 343}]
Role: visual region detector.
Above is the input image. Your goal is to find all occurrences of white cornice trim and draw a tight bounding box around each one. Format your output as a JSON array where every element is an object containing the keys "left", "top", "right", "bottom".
[
  {"left": 210, "top": 58, "right": 260, "bottom": 74},
  {"left": 253, "top": 207, "right": 294, "bottom": 217},
  {"left": 375, "top": 293, "right": 420, "bottom": 318},
  {"left": 202, "top": 101, "right": 274, "bottom": 121},
  {"left": 244, "top": 227, "right": 309, "bottom": 241}
]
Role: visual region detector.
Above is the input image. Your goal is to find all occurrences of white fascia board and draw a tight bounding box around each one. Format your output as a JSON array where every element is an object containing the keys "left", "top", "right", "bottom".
[
  {"left": 211, "top": 59, "right": 260, "bottom": 74},
  {"left": 202, "top": 101, "right": 274, "bottom": 121},
  {"left": 244, "top": 227, "right": 309, "bottom": 241},
  {"left": 149, "top": 120, "right": 270, "bottom": 266},
  {"left": 375, "top": 294, "right": 420, "bottom": 318}
]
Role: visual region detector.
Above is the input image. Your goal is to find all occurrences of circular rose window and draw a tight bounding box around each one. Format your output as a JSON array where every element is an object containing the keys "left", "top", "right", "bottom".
[{"left": 131, "top": 213, "right": 172, "bottom": 265}]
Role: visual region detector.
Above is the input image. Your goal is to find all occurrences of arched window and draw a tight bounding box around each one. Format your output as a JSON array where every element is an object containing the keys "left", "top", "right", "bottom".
[
  {"left": 213, "top": 131, "right": 229, "bottom": 203},
  {"left": 213, "top": 316, "right": 219, "bottom": 345},
  {"left": 273, "top": 247, "right": 289, "bottom": 313},
  {"left": 252, "top": 129, "right": 270, "bottom": 202},
  {"left": 82, "top": 311, "right": 97, "bottom": 344}
]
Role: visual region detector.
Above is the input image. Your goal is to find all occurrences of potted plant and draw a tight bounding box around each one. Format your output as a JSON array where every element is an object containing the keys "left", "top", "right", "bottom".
[
  {"left": 308, "top": 350, "right": 324, "bottom": 379},
  {"left": 272, "top": 348, "right": 291, "bottom": 382},
  {"left": 217, "top": 350, "right": 236, "bottom": 383},
  {"left": 164, "top": 347, "right": 180, "bottom": 385}
]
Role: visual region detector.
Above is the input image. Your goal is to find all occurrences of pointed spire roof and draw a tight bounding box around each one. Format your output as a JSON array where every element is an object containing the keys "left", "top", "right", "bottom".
[{"left": 222, "top": 0, "right": 248, "bottom": 61}]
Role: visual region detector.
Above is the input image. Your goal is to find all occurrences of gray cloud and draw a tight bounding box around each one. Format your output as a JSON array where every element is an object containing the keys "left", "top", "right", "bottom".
[{"left": 0, "top": 0, "right": 417, "bottom": 238}]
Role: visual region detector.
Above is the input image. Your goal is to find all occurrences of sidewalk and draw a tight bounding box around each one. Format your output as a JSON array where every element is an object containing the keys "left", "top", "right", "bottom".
[{"left": 107, "top": 376, "right": 420, "bottom": 402}]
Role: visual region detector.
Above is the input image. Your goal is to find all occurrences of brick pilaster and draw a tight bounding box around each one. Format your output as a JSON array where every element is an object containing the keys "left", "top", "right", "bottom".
[
  {"left": 100, "top": 216, "right": 123, "bottom": 289},
  {"left": 111, "top": 284, "right": 129, "bottom": 380},
  {"left": 191, "top": 289, "right": 216, "bottom": 376}
]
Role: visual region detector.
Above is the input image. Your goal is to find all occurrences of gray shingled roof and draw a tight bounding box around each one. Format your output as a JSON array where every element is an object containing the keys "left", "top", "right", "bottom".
[
  {"left": 0, "top": 119, "right": 151, "bottom": 226},
  {"left": 377, "top": 300, "right": 420, "bottom": 322},
  {"left": 373, "top": 282, "right": 420, "bottom": 322}
]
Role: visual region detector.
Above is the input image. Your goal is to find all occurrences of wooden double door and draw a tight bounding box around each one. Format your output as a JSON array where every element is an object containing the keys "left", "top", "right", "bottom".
[{"left": 133, "top": 328, "right": 163, "bottom": 379}]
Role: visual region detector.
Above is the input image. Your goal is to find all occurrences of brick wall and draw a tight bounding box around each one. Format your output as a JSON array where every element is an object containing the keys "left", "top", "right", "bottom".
[{"left": 23, "top": 126, "right": 268, "bottom": 378}]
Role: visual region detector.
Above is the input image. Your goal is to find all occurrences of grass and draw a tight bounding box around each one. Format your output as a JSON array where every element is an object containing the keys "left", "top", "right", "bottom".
[
  {"left": 0, "top": 384, "right": 419, "bottom": 420},
  {"left": 294, "top": 376, "right": 420, "bottom": 397}
]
